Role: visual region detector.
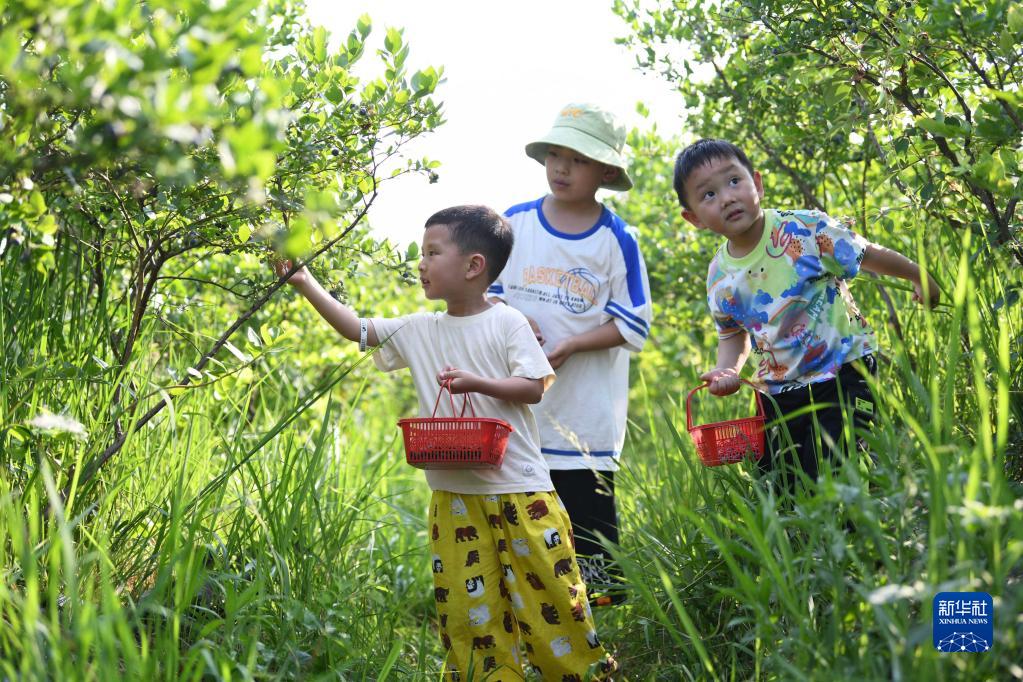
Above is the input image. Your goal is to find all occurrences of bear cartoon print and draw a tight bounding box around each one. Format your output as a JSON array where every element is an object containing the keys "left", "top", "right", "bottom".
[{"left": 429, "top": 490, "right": 615, "bottom": 678}]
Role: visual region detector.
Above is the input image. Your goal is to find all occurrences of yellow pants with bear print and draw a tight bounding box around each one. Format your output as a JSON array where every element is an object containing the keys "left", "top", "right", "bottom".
[{"left": 430, "top": 490, "right": 616, "bottom": 681}]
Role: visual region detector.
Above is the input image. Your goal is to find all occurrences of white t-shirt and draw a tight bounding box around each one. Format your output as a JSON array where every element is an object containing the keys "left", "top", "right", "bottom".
[
  {"left": 488, "top": 198, "right": 652, "bottom": 471},
  {"left": 371, "top": 304, "right": 556, "bottom": 494}
]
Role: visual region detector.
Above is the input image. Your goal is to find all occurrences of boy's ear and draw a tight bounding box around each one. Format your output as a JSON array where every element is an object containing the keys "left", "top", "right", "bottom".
[
  {"left": 753, "top": 170, "right": 764, "bottom": 198},
  {"left": 465, "top": 253, "right": 487, "bottom": 280},
  {"left": 681, "top": 208, "right": 703, "bottom": 229},
  {"left": 602, "top": 165, "right": 621, "bottom": 184}
]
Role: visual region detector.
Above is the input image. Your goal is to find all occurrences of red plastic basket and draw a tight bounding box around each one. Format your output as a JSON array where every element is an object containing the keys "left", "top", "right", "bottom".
[
  {"left": 398, "top": 380, "right": 514, "bottom": 470},
  {"left": 686, "top": 379, "right": 766, "bottom": 466}
]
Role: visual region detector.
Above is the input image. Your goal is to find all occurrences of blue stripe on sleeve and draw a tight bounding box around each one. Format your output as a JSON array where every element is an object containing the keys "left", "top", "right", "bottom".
[
  {"left": 605, "top": 307, "right": 648, "bottom": 339},
  {"left": 605, "top": 301, "right": 649, "bottom": 333},
  {"left": 607, "top": 214, "right": 647, "bottom": 307}
]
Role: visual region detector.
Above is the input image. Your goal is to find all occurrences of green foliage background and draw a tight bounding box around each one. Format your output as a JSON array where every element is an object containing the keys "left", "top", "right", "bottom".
[{"left": 1, "top": 0, "right": 1021, "bottom": 679}]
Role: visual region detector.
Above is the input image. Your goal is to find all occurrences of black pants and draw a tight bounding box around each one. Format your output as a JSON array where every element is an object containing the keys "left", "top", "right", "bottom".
[
  {"left": 759, "top": 354, "right": 877, "bottom": 492},
  {"left": 550, "top": 469, "right": 624, "bottom": 603}
]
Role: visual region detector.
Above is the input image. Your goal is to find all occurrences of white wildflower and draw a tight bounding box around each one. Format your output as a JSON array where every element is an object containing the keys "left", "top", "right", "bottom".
[
  {"left": 27, "top": 411, "right": 88, "bottom": 439},
  {"left": 867, "top": 583, "right": 917, "bottom": 605}
]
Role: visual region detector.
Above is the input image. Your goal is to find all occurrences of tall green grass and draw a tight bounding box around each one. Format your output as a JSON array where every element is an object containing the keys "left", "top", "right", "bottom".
[
  {"left": 0, "top": 376, "right": 446, "bottom": 679},
  {"left": 597, "top": 232, "right": 1022, "bottom": 680},
  {"left": 1, "top": 245, "right": 443, "bottom": 679},
  {"left": 2, "top": 221, "right": 1020, "bottom": 679}
]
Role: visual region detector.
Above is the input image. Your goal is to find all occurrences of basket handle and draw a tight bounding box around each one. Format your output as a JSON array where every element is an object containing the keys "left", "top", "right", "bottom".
[
  {"left": 431, "top": 379, "right": 478, "bottom": 418},
  {"left": 686, "top": 378, "right": 765, "bottom": 431}
]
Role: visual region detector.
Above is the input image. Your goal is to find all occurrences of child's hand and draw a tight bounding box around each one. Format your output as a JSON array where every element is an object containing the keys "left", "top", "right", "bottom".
[
  {"left": 526, "top": 316, "right": 545, "bottom": 346},
  {"left": 700, "top": 367, "right": 741, "bottom": 396},
  {"left": 546, "top": 338, "right": 576, "bottom": 370},
  {"left": 272, "top": 259, "right": 310, "bottom": 288},
  {"left": 437, "top": 366, "right": 481, "bottom": 394},
  {"left": 913, "top": 274, "right": 940, "bottom": 308}
]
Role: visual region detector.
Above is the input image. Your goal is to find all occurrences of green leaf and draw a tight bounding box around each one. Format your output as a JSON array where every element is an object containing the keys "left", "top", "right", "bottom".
[
  {"left": 411, "top": 67, "right": 438, "bottom": 96},
  {"left": 305, "top": 188, "right": 336, "bottom": 212},
  {"left": 246, "top": 327, "right": 262, "bottom": 348},
  {"left": 312, "top": 26, "right": 328, "bottom": 63},
  {"left": 36, "top": 213, "right": 58, "bottom": 237},
  {"left": 974, "top": 100, "right": 1017, "bottom": 143},
  {"left": 984, "top": 88, "right": 1022, "bottom": 107},
  {"left": 28, "top": 190, "right": 46, "bottom": 215},
  {"left": 223, "top": 341, "right": 251, "bottom": 363},
  {"left": 237, "top": 223, "right": 251, "bottom": 242},
  {"left": 240, "top": 45, "right": 263, "bottom": 76},
  {"left": 325, "top": 84, "right": 344, "bottom": 104},
  {"left": 347, "top": 32, "right": 362, "bottom": 54},
  {"left": 384, "top": 27, "right": 402, "bottom": 54},
  {"left": 225, "top": 122, "right": 268, "bottom": 176},
  {"left": 0, "top": 25, "right": 21, "bottom": 73},
  {"left": 394, "top": 45, "right": 409, "bottom": 69},
  {"left": 357, "top": 176, "right": 373, "bottom": 194},
  {"left": 971, "top": 152, "right": 1006, "bottom": 189},
  {"left": 246, "top": 151, "right": 277, "bottom": 182},
  {"left": 405, "top": 242, "right": 419, "bottom": 261},
  {"left": 915, "top": 116, "right": 968, "bottom": 138},
  {"left": 1009, "top": 4, "right": 1023, "bottom": 33},
  {"left": 283, "top": 215, "right": 313, "bottom": 256},
  {"left": 356, "top": 13, "right": 372, "bottom": 38}
]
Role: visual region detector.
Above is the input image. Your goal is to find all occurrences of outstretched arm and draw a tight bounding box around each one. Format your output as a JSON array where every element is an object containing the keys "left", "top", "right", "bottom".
[
  {"left": 436, "top": 366, "right": 545, "bottom": 404},
  {"left": 700, "top": 331, "right": 751, "bottom": 396},
  {"left": 860, "top": 244, "right": 940, "bottom": 307},
  {"left": 273, "top": 261, "right": 380, "bottom": 346}
]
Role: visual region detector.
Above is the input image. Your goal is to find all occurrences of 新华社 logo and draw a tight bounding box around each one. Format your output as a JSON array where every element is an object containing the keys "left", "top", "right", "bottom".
[{"left": 933, "top": 591, "right": 993, "bottom": 653}]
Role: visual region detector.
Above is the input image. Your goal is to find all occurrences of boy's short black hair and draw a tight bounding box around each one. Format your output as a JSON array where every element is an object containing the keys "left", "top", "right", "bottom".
[
  {"left": 673, "top": 139, "right": 755, "bottom": 209},
  {"left": 424, "top": 205, "right": 513, "bottom": 284}
]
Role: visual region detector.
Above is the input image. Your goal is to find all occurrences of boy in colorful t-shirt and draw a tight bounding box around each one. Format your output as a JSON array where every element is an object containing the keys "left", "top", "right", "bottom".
[{"left": 673, "top": 139, "right": 939, "bottom": 484}]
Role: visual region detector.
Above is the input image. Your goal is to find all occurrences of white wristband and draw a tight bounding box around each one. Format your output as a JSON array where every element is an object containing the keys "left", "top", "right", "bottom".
[{"left": 359, "top": 318, "right": 368, "bottom": 352}]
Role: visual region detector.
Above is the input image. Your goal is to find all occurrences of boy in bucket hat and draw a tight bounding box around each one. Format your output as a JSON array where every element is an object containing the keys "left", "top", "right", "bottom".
[{"left": 489, "top": 103, "right": 652, "bottom": 605}]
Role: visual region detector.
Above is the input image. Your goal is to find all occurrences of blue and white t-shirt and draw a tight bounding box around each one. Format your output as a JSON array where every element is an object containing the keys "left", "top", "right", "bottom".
[{"left": 489, "top": 197, "right": 652, "bottom": 471}]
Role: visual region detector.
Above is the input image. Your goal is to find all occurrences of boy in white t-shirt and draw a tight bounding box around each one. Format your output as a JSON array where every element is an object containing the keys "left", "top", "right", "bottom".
[
  {"left": 275, "top": 205, "right": 616, "bottom": 679},
  {"left": 490, "top": 104, "right": 652, "bottom": 604}
]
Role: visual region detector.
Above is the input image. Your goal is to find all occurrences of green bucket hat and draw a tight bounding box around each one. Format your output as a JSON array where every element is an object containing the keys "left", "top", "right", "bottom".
[{"left": 525, "top": 103, "right": 633, "bottom": 191}]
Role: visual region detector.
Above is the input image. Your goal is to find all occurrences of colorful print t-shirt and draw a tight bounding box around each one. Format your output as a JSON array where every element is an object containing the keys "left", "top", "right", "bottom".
[{"left": 707, "top": 209, "right": 876, "bottom": 394}]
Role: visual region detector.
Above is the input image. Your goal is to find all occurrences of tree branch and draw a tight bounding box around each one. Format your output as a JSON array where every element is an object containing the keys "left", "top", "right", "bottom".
[
  {"left": 62, "top": 195, "right": 379, "bottom": 501},
  {"left": 710, "top": 60, "right": 825, "bottom": 210}
]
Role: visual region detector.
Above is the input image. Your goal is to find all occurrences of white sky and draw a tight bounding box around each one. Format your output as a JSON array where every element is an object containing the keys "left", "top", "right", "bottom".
[{"left": 304, "top": 0, "right": 685, "bottom": 246}]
